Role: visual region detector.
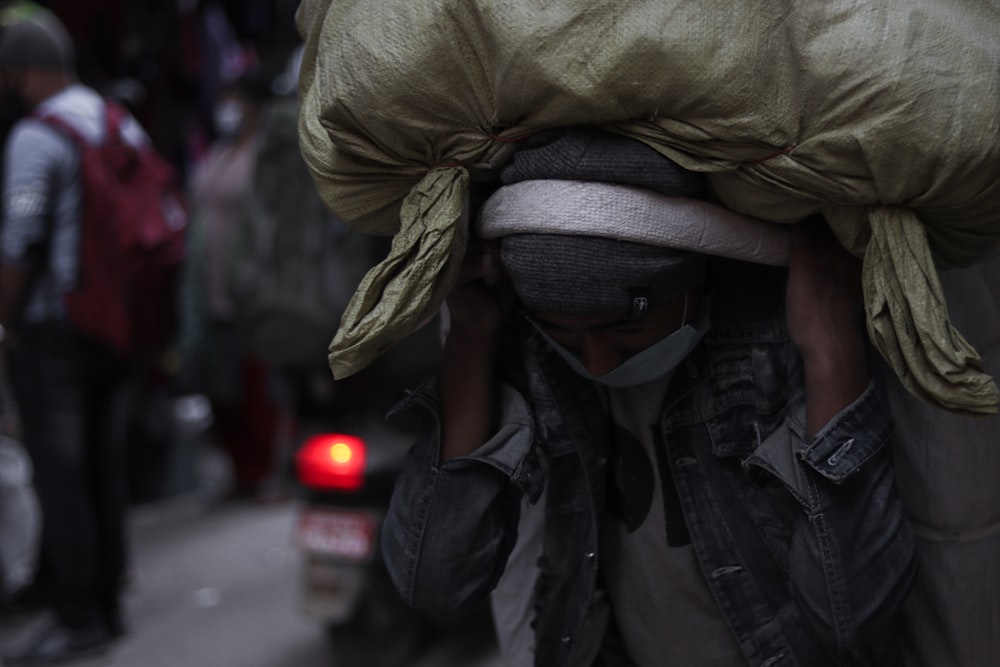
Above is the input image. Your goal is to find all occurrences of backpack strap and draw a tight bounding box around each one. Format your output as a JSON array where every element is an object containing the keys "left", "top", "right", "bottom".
[
  {"left": 102, "top": 101, "right": 128, "bottom": 143},
  {"left": 32, "top": 98, "right": 125, "bottom": 149},
  {"left": 31, "top": 108, "right": 88, "bottom": 148}
]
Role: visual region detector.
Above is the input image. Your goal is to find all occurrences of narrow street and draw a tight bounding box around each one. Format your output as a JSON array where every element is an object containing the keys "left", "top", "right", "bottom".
[{"left": 1, "top": 496, "right": 501, "bottom": 667}]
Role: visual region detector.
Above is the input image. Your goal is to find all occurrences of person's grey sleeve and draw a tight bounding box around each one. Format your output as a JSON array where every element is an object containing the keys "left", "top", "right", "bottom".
[
  {"left": 0, "top": 121, "right": 72, "bottom": 265},
  {"left": 381, "top": 376, "right": 544, "bottom": 619},
  {"left": 746, "top": 380, "right": 917, "bottom": 651}
]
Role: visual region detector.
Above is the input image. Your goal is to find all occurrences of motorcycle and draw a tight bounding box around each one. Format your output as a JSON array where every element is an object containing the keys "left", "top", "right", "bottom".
[
  {"left": 294, "top": 420, "right": 431, "bottom": 666},
  {"left": 290, "top": 320, "right": 443, "bottom": 666}
]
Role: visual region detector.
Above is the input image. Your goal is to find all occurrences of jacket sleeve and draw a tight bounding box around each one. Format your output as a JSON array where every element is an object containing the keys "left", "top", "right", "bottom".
[
  {"left": 745, "top": 379, "right": 917, "bottom": 652},
  {"left": 380, "top": 376, "right": 545, "bottom": 619}
]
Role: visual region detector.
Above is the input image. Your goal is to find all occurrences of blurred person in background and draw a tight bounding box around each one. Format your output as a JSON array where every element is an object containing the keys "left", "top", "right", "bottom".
[
  {"left": 177, "top": 70, "right": 281, "bottom": 498},
  {"left": 0, "top": 10, "right": 136, "bottom": 663},
  {"left": 221, "top": 46, "right": 385, "bottom": 494},
  {"left": 0, "top": 0, "right": 48, "bottom": 619}
]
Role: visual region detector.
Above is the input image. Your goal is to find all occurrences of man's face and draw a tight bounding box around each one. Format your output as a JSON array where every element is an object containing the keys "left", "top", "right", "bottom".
[
  {"left": 0, "top": 66, "right": 23, "bottom": 97},
  {"left": 0, "top": 66, "right": 29, "bottom": 127},
  {"left": 531, "top": 291, "right": 696, "bottom": 376}
]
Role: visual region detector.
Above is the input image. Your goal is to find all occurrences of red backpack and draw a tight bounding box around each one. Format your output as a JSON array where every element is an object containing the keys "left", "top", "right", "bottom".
[{"left": 35, "top": 101, "right": 188, "bottom": 361}]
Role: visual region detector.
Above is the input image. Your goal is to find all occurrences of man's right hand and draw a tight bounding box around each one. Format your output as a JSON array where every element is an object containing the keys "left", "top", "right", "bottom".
[
  {"left": 786, "top": 218, "right": 869, "bottom": 436},
  {"left": 444, "top": 238, "right": 514, "bottom": 341},
  {"left": 439, "top": 238, "right": 515, "bottom": 460}
]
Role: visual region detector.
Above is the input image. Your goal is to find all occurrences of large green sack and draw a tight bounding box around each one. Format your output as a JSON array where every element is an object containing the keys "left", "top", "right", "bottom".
[{"left": 296, "top": 0, "right": 1000, "bottom": 414}]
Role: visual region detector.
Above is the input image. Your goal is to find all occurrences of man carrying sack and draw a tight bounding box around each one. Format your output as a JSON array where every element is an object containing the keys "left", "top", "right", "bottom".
[{"left": 380, "top": 128, "right": 916, "bottom": 666}]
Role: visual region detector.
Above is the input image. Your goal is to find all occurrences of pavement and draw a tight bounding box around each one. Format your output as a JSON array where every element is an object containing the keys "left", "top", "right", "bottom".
[{"left": 0, "top": 494, "right": 501, "bottom": 667}]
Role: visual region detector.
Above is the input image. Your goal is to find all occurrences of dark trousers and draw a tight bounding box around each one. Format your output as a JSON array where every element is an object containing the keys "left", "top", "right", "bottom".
[{"left": 6, "top": 321, "right": 130, "bottom": 628}]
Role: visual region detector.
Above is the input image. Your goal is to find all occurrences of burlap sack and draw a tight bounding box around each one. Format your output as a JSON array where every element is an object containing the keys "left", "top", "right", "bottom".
[{"left": 296, "top": 0, "right": 1000, "bottom": 414}]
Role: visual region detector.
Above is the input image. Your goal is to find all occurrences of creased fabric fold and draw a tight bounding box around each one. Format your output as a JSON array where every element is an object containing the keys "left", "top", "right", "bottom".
[{"left": 296, "top": 0, "right": 1000, "bottom": 414}]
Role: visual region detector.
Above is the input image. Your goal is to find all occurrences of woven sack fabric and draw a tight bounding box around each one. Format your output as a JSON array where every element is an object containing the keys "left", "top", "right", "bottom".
[{"left": 296, "top": 0, "right": 1000, "bottom": 414}]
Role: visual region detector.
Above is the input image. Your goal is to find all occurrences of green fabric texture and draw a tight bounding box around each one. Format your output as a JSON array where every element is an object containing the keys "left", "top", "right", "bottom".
[
  {"left": 295, "top": 0, "right": 1000, "bottom": 414},
  {"left": 328, "top": 167, "right": 470, "bottom": 379},
  {"left": 862, "top": 209, "right": 996, "bottom": 415}
]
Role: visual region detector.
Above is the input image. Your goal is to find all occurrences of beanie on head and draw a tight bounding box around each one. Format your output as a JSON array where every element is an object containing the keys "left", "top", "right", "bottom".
[
  {"left": 478, "top": 128, "right": 790, "bottom": 277},
  {"left": 0, "top": 12, "right": 75, "bottom": 70},
  {"left": 500, "top": 126, "right": 706, "bottom": 197},
  {"left": 478, "top": 127, "right": 790, "bottom": 316},
  {"left": 500, "top": 233, "right": 706, "bottom": 317}
]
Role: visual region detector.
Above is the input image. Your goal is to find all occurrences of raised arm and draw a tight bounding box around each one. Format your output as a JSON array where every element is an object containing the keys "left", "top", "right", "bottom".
[
  {"left": 439, "top": 238, "right": 514, "bottom": 459},
  {"left": 757, "top": 218, "right": 915, "bottom": 651},
  {"left": 785, "top": 218, "right": 869, "bottom": 436},
  {"left": 381, "top": 238, "right": 535, "bottom": 618}
]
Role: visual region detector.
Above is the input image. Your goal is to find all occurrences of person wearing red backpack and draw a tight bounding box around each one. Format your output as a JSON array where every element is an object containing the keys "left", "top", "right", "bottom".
[{"left": 0, "top": 11, "right": 136, "bottom": 663}]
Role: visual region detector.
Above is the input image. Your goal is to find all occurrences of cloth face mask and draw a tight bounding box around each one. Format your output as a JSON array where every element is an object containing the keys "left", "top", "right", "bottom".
[
  {"left": 529, "top": 318, "right": 705, "bottom": 388},
  {"left": 213, "top": 101, "right": 245, "bottom": 137}
]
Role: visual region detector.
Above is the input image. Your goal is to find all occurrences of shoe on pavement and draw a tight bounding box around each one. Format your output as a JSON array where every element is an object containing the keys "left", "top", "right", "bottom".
[
  {"left": 1, "top": 580, "right": 49, "bottom": 618},
  {"left": 104, "top": 607, "right": 127, "bottom": 639},
  {"left": 1, "top": 618, "right": 113, "bottom": 665}
]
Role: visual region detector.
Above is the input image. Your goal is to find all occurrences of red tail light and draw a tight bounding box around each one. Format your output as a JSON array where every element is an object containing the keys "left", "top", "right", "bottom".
[{"left": 295, "top": 434, "right": 367, "bottom": 491}]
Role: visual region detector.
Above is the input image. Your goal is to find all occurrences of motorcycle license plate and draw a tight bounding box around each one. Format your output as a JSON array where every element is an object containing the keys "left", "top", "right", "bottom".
[{"left": 298, "top": 508, "right": 378, "bottom": 562}]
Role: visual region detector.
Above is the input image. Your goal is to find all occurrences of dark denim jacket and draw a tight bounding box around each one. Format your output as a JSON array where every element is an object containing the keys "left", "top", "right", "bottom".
[{"left": 382, "top": 269, "right": 916, "bottom": 667}]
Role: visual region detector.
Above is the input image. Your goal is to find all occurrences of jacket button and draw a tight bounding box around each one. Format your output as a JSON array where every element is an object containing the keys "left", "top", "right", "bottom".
[{"left": 561, "top": 636, "right": 572, "bottom": 644}]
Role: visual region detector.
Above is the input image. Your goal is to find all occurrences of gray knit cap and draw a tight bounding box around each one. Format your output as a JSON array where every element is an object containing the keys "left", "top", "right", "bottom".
[
  {"left": 501, "top": 233, "right": 706, "bottom": 317},
  {"left": 481, "top": 127, "right": 790, "bottom": 315},
  {"left": 0, "top": 12, "right": 75, "bottom": 70},
  {"left": 500, "top": 126, "right": 706, "bottom": 196},
  {"left": 493, "top": 127, "right": 708, "bottom": 316}
]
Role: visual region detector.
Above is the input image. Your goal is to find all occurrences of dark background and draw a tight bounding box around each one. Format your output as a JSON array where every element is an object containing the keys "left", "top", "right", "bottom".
[{"left": 11, "top": 0, "right": 304, "bottom": 183}]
